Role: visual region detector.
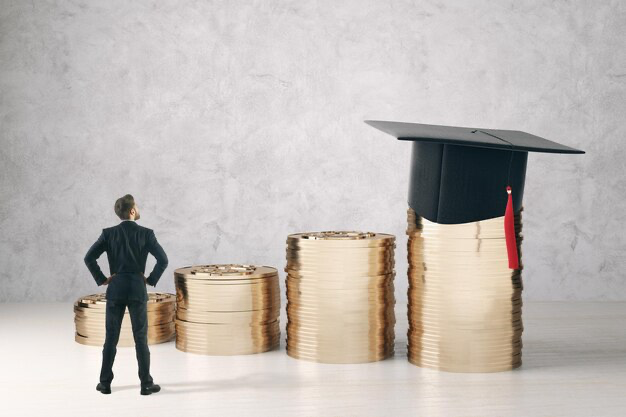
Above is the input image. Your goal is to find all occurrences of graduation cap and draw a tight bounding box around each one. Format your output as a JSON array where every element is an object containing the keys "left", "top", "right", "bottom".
[{"left": 364, "top": 120, "right": 585, "bottom": 269}]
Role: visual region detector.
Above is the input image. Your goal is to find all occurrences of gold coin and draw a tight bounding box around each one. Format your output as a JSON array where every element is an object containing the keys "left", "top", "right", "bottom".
[
  {"left": 174, "top": 264, "right": 281, "bottom": 356},
  {"left": 286, "top": 230, "right": 396, "bottom": 364},
  {"left": 406, "top": 208, "right": 525, "bottom": 373},
  {"left": 73, "top": 292, "right": 176, "bottom": 347}
]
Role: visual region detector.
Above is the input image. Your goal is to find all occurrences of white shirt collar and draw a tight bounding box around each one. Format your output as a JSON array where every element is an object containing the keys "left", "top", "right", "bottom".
[{"left": 121, "top": 219, "right": 135, "bottom": 222}]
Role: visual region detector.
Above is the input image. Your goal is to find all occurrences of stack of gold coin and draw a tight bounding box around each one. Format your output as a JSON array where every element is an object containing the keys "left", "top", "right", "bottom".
[
  {"left": 407, "top": 207, "right": 524, "bottom": 372},
  {"left": 174, "top": 264, "right": 280, "bottom": 355},
  {"left": 74, "top": 292, "right": 176, "bottom": 347},
  {"left": 285, "top": 231, "right": 396, "bottom": 363}
]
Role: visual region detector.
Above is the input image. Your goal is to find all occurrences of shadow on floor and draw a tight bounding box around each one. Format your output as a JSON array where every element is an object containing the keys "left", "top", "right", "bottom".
[
  {"left": 112, "top": 373, "right": 291, "bottom": 394},
  {"left": 518, "top": 339, "right": 626, "bottom": 371}
]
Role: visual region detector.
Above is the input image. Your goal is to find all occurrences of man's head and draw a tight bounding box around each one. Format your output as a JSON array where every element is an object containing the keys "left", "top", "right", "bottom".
[{"left": 114, "top": 194, "right": 140, "bottom": 221}]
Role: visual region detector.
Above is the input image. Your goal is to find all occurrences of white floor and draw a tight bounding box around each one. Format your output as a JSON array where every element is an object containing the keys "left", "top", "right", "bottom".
[{"left": 1, "top": 301, "right": 625, "bottom": 417}]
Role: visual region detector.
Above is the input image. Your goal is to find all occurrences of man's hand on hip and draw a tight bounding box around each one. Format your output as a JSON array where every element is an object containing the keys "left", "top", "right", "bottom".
[{"left": 103, "top": 273, "right": 116, "bottom": 285}]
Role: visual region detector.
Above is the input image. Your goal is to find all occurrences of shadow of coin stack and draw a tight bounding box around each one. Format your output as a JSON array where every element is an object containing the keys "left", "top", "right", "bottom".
[
  {"left": 174, "top": 264, "right": 281, "bottom": 355},
  {"left": 407, "top": 207, "right": 524, "bottom": 372},
  {"left": 74, "top": 292, "right": 176, "bottom": 346},
  {"left": 285, "top": 231, "right": 396, "bottom": 363}
]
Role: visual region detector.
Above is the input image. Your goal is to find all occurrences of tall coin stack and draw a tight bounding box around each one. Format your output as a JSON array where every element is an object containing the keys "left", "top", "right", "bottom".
[
  {"left": 286, "top": 231, "right": 396, "bottom": 363},
  {"left": 74, "top": 292, "right": 176, "bottom": 346},
  {"left": 174, "top": 264, "right": 281, "bottom": 355},
  {"left": 406, "top": 207, "right": 524, "bottom": 372}
]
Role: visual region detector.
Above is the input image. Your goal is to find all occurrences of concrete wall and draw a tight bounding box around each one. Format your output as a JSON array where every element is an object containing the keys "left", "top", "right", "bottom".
[{"left": 1, "top": 0, "right": 624, "bottom": 302}]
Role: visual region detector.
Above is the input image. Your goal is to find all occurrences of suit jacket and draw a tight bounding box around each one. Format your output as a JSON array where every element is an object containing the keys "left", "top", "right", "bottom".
[{"left": 84, "top": 220, "right": 169, "bottom": 301}]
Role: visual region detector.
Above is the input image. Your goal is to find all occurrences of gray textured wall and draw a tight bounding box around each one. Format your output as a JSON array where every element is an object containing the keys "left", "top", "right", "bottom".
[{"left": 1, "top": 0, "right": 624, "bottom": 302}]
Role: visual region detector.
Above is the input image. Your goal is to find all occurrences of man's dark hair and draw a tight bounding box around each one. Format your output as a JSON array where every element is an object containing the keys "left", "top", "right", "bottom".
[{"left": 114, "top": 194, "right": 135, "bottom": 220}]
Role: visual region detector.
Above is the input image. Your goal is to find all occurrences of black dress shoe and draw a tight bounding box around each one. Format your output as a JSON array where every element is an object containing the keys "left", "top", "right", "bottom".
[
  {"left": 140, "top": 383, "right": 161, "bottom": 395},
  {"left": 96, "top": 383, "right": 111, "bottom": 394}
]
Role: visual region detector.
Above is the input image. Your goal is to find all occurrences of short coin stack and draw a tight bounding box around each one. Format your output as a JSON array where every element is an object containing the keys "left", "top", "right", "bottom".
[
  {"left": 174, "top": 264, "right": 281, "bottom": 355},
  {"left": 74, "top": 292, "right": 176, "bottom": 346},
  {"left": 286, "top": 231, "right": 396, "bottom": 363},
  {"left": 407, "top": 207, "right": 524, "bottom": 372}
]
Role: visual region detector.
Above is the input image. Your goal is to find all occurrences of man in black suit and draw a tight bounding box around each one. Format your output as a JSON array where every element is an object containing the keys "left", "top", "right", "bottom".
[{"left": 84, "top": 194, "right": 169, "bottom": 395}]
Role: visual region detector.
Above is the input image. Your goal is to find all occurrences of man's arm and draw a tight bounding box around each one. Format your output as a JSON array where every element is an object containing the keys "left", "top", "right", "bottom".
[
  {"left": 84, "top": 230, "right": 108, "bottom": 286},
  {"left": 145, "top": 230, "right": 168, "bottom": 287}
]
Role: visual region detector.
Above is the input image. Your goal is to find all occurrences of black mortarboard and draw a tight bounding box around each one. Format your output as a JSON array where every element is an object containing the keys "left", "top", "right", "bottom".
[{"left": 364, "top": 120, "right": 585, "bottom": 225}]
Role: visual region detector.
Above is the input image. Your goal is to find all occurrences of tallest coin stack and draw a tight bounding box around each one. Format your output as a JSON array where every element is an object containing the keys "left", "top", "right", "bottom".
[
  {"left": 285, "top": 231, "right": 396, "bottom": 363},
  {"left": 363, "top": 118, "right": 584, "bottom": 373},
  {"left": 406, "top": 207, "right": 524, "bottom": 372}
]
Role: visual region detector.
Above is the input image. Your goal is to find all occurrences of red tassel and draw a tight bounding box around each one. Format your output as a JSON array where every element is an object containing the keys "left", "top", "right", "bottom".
[{"left": 504, "top": 186, "right": 519, "bottom": 269}]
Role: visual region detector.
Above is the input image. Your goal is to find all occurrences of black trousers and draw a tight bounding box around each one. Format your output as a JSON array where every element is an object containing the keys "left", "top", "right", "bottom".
[{"left": 99, "top": 299, "right": 154, "bottom": 388}]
